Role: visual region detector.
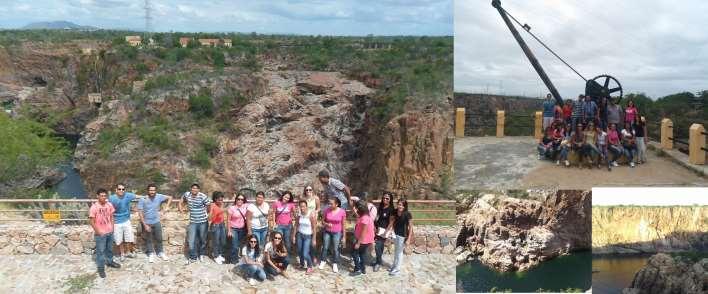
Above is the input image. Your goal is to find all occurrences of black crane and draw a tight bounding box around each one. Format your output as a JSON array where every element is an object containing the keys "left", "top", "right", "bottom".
[{"left": 491, "top": 0, "right": 623, "bottom": 105}]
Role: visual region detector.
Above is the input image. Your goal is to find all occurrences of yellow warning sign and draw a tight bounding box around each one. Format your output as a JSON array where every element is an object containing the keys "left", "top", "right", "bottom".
[{"left": 42, "top": 210, "right": 61, "bottom": 223}]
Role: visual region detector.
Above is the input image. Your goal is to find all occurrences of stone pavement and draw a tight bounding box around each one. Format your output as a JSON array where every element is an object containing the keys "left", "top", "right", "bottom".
[
  {"left": 455, "top": 136, "right": 707, "bottom": 190},
  {"left": 0, "top": 253, "right": 454, "bottom": 294}
]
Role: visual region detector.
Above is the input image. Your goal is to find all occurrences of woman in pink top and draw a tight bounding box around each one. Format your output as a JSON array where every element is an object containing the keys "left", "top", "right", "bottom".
[
  {"left": 271, "top": 191, "right": 296, "bottom": 253},
  {"left": 607, "top": 123, "right": 623, "bottom": 167},
  {"left": 351, "top": 201, "right": 375, "bottom": 276},
  {"left": 226, "top": 193, "right": 249, "bottom": 264},
  {"left": 318, "top": 197, "right": 346, "bottom": 273},
  {"left": 624, "top": 100, "right": 638, "bottom": 125}
]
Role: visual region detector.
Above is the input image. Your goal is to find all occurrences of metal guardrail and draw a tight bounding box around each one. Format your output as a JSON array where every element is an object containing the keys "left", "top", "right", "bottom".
[{"left": 0, "top": 199, "right": 456, "bottom": 224}]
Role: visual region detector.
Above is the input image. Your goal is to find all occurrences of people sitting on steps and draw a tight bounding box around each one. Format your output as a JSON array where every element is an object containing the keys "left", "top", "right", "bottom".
[{"left": 535, "top": 96, "right": 648, "bottom": 170}]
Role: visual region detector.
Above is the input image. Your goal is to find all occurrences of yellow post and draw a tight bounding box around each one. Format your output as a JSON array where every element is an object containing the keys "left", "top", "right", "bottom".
[
  {"left": 661, "top": 118, "right": 673, "bottom": 150},
  {"left": 455, "top": 108, "right": 466, "bottom": 138},
  {"left": 688, "top": 123, "right": 705, "bottom": 165},
  {"left": 496, "top": 110, "right": 505, "bottom": 138},
  {"left": 534, "top": 111, "right": 543, "bottom": 140}
]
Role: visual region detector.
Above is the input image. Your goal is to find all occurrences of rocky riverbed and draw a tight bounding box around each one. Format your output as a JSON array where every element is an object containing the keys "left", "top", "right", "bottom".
[
  {"left": 622, "top": 253, "right": 707, "bottom": 294},
  {"left": 456, "top": 190, "right": 591, "bottom": 272},
  {"left": 0, "top": 253, "right": 454, "bottom": 294}
]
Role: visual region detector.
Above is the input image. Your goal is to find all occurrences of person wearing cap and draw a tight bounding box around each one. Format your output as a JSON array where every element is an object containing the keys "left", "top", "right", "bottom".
[{"left": 317, "top": 170, "right": 352, "bottom": 210}]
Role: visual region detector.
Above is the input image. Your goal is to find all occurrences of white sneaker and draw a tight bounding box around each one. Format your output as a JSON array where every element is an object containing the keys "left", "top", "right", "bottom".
[
  {"left": 556, "top": 160, "right": 560, "bottom": 165},
  {"left": 158, "top": 252, "right": 169, "bottom": 261},
  {"left": 332, "top": 264, "right": 338, "bottom": 273},
  {"left": 564, "top": 160, "right": 570, "bottom": 167},
  {"left": 612, "top": 161, "right": 619, "bottom": 167},
  {"left": 215, "top": 256, "right": 223, "bottom": 265},
  {"left": 318, "top": 261, "right": 326, "bottom": 270},
  {"left": 120, "top": 255, "right": 126, "bottom": 262},
  {"left": 537, "top": 154, "right": 542, "bottom": 160},
  {"left": 248, "top": 278, "right": 256, "bottom": 286},
  {"left": 148, "top": 254, "right": 155, "bottom": 263},
  {"left": 199, "top": 255, "right": 207, "bottom": 262},
  {"left": 630, "top": 162, "right": 635, "bottom": 168}
]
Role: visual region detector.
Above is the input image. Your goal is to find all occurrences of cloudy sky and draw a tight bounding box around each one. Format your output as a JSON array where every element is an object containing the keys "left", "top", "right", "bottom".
[
  {"left": 455, "top": 0, "right": 708, "bottom": 99},
  {"left": 593, "top": 188, "right": 708, "bottom": 206},
  {"left": 0, "top": 0, "right": 452, "bottom": 36}
]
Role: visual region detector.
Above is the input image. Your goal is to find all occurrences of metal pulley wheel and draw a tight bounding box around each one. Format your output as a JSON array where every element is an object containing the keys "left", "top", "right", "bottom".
[{"left": 585, "top": 74, "right": 623, "bottom": 104}]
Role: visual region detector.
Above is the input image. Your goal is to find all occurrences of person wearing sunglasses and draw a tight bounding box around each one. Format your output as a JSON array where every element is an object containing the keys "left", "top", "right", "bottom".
[
  {"left": 238, "top": 234, "right": 266, "bottom": 286},
  {"left": 301, "top": 185, "right": 320, "bottom": 217},
  {"left": 226, "top": 193, "right": 249, "bottom": 264},
  {"left": 372, "top": 191, "right": 395, "bottom": 272},
  {"left": 264, "top": 231, "right": 290, "bottom": 279},
  {"left": 108, "top": 183, "right": 137, "bottom": 262}
]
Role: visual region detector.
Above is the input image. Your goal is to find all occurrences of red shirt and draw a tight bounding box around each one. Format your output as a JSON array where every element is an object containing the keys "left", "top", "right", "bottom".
[
  {"left": 562, "top": 105, "right": 572, "bottom": 119},
  {"left": 210, "top": 203, "right": 224, "bottom": 224}
]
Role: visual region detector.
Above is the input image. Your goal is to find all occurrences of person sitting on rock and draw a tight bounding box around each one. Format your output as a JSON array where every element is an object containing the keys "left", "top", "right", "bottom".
[
  {"left": 209, "top": 191, "right": 227, "bottom": 264},
  {"left": 137, "top": 183, "right": 172, "bottom": 263},
  {"left": 264, "top": 231, "right": 290, "bottom": 279},
  {"left": 317, "top": 170, "right": 352, "bottom": 210},
  {"left": 238, "top": 234, "right": 267, "bottom": 286},
  {"left": 581, "top": 121, "right": 600, "bottom": 169},
  {"left": 387, "top": 196, "right": 413, "bottom": 276},
  {"left": 595, "top": 124, "right": 611, "bottom": 171},
  {"left": 89, "top": 188, "right": 121, "bottom": 278},
  {"left": 109, "top": 183, "right": 137, "bottom": 261},
  {"left": 569, "top": 122, "right": 585, "bottom": 167},
  {"left": 607, "top": 123, "right": 623, "bottom": 167},
  {"left": 537, "top": 127, "right": 554, "bottom": 160}
]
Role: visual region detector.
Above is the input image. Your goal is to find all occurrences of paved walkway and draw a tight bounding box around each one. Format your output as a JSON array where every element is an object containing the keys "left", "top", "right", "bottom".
[
  {"left": 454, "top": 136, "right": 707, "bottom": 190},
  {"left": 0, "top": 254, "right": 454, "bottom": 294}
]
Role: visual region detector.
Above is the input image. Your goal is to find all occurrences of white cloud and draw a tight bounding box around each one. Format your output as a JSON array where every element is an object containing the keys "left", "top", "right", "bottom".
[{"left": 455, "top": 0, "right": 708, "bottom": 98}]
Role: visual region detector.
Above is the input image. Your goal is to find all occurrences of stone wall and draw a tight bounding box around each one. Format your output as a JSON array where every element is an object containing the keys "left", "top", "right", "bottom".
[{"left": 0, "top": 214, "right": 456, "bottom": 256}]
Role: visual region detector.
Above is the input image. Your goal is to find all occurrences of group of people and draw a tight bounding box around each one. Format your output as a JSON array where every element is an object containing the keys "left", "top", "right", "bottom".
[
  {"left": 88, "top": 170, "right": 414, "bottom": 286},
  {"left": 538, "top": 93, "right": 648, "bottom": 170}
]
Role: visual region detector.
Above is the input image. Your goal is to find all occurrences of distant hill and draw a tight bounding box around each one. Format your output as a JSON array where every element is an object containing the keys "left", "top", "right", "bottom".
[{"left": 22, "top": 21, "right": 98, "bottom": 31}]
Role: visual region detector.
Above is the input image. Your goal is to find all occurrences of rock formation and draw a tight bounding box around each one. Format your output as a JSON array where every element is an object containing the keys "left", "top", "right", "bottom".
[
  {"left": 592, "top": 206, "right": 708, "bottom": 254},
  {"left": 622, "top": 253, "right": 707, "bottom": 294},
  {"left": 456, "top": 190, "right": 591, "bottom": 271}
]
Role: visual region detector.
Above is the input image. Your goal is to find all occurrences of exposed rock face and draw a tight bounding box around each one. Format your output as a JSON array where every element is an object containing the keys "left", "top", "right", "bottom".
[
  {"left": 351, "top": 107, "right": 454, "bottom": 199},
  {"left": 622, "top": 253, "right": 707, "bottom": 294},
  {"left": 456, "top": 190, "right": 591, "bottom": 271},
  {"left": 592, "top": 206, "right": 708, "bottom": 254}
]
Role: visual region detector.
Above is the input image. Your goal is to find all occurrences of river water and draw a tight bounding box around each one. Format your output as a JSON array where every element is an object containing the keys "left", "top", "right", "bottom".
[
  {"left": 52, "top": 135, "right": 88, "bottom": 198},
  {"left": 456, "top": 251, "right": 592, "bottom": 292},
  {"left": 591, "top": 254, "right": 651, "bottom": 294}
]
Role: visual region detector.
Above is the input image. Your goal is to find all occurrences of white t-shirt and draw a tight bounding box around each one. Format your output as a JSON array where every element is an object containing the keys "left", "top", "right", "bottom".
[
  {"left": 264, "top": 242, "right": 275, "bottom": 257},
  {"left": 239, "top": 246, "right": 262, "bottom": 265},
  {"left": 248, "top": 202, "right": 270, "bottom": 229}
]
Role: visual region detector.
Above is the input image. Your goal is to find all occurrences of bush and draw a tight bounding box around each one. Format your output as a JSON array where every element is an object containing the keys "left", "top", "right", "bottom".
[
  {"left": 0, "top": 113, "right": 69, "bottom": 183},
  {"left": 136, "top": 123, "right": 176, "bottom": 151},
  {"left": 135, "top": 62, "right": 149, "bottom": 75},
  {"left": 96, "top": 124, "right": 132, "bottom": 158},
  {"left": 189, "top": 149, "right": 211, "bottom": 169},
  {"left": 189, "top": 94, "right": 214, "bottom": 118},
  {"left": 198, "top": 134, "right": 219, "bottom": 156},
  {"left": 144, "top": 74, "right": 178, "bottom": 91}
]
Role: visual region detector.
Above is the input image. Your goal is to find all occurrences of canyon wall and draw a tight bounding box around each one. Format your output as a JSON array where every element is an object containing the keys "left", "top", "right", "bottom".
[
  {"left": 456, "top": 190, "right": 591, "bottom": 271},
  {"left": 623, "top": 253, "right": 707, "bottom": 294},
  {"left": 592, "top": 206, "right": 708, "bottom": 254}
]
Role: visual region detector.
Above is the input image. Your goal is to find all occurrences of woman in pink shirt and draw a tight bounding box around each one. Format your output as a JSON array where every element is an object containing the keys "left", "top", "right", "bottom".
[
  {"left": 318, "top": 197, "right": 346, "bottom": 273},
  {"left": 226, "top": 193, "right": 249, "bottom": 264},
  {"left": 624, "top": 100, "right": 638, "bottom": 126},
  {"left": 607, "top": 123, "right": 623, "bottom": 167},
  {"left": 351, "top": 201, "right": 375, "bottom": 276},
  {"left": 271, "top": 191, "right": 296, "bottom": 253}
]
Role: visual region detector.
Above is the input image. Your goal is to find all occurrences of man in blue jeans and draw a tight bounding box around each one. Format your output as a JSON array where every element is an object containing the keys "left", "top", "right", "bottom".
[
  {"left": 178, "top": 183, "right": 210, "bottom": 264},
  {"left": 137, "top": 183, "right": 172, "bottom": 263},
  {"left": 89, "top": 188, "right": 121, "bottom": 278}
]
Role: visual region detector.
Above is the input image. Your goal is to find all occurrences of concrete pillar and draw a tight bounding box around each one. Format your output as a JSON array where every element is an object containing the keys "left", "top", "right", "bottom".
[
  {"left": 455, "top": 108, "right": 466, "bottom": 138},
  {"left": 534, "top": 111, "right": 543, "bottom": 140},
  {"left": 661, "top": 118, "right": 673, "bottom": 150},
  {"left": 688, "top": 123, "right": 705, "bottom": 165},
  {"left": 496, "top": 110, "right": 505, "bottom": 138}
]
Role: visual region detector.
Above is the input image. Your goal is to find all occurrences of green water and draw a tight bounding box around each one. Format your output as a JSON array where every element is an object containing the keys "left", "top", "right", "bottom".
[{"left": 456, "top": 251, "right": 592, "bottom": 293}]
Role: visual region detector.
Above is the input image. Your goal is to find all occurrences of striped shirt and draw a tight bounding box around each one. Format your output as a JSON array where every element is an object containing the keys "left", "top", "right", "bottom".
[
  {"left": 571, "top": 101, "right": 584, "bottom": 118},
  {"left": 182, "top": 192, "right": 210, "bottom": 223}
]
